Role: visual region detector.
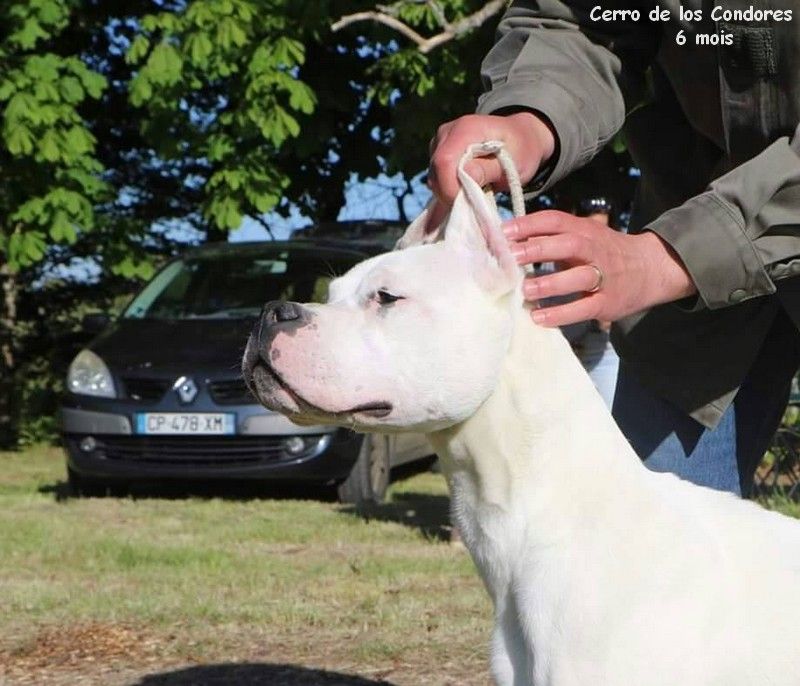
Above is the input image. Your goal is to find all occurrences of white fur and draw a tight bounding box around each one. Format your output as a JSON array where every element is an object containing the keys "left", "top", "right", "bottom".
[{"left": 246, "top": 169, "right": 800, "bottom": 685}]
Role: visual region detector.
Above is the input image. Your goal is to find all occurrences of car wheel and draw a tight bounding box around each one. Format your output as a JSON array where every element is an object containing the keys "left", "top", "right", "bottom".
[
  {"left": 337, "top": 434, "right": 391, "bottom": 505},
  {"left": 67, "top": 468, "right": 127, "bottom": 498}
]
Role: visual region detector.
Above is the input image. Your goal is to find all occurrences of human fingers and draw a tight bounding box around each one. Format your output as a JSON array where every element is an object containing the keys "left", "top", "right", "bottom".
[
  {"left": 509, "top": 233, "right": 594, "bottom": 268},
  {"left": 429, "top": 119, "right": 508, "bottom": 202},
  {"left": 429, "top": 113, "right": 552, "bottom": 204},
  {"left": 522, "top": 264, "right": 604, "bottom": 301},
  {"left": 502, "top": 210, "right": 577, "bottom": 241},
  {"left": 530, "top": 294, "right": 601, "bottom": 327},
  {"left": 428, "top": 157, "right": 509, "bottom": 202}
]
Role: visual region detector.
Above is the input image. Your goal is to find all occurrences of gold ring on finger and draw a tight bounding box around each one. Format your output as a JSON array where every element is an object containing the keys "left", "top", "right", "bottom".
[{"left": 587, "top": 264, "right": 604, "bottom": 293}]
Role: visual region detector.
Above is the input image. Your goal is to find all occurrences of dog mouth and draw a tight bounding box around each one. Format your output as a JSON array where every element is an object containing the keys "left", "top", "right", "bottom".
[
  {"left": 246, "top": 358, "right": 393, "bottom": 420},
  {"left": 344, "top": 401, "right": 393, "bottom": 419}
]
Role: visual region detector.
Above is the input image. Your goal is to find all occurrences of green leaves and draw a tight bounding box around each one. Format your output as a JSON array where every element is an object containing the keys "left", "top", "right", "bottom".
[
  {"left": 125, "top": 0, "right": 317, "bottom": 233},
  {"left": 206, "top": 134, "right": 235, "bottom": 162},
  {"left": 0, "top": 1, "right": 108, "bottom": 271},
  {"left": 5, "top": 123, "right": 34, "bottom": 156},
  {"left": 111, "top": 256, "right": 156, "bottom": 281},
  {"left": 5, "top": 0, "right": 69, "bottom": 50},
  {"left": 146, "top": 44, "right": 184, "bottom": 86},
  {"left": 205, "top": 160, "right": 287, "bottom": 230},
  {"left": 127, "top": 36, "right": 151, "bottom": 65},
  {"left": 216, "top": 16, "right": 249, "bottom": 50},
  {"left": 266, "top": 36, "right": 306, "bottom": 67},
  {"left": 12, "top": 187, "right": 94, "bottom": 250},
  {"left": 7, "top": 230, "right": 47, "bottom": 267},
  {"left": 254, "top": 104, "right": 300, "bottom": 146},
  {"left": 185, "top": 33, "right": 213, "bottom": 67},
  {"left": 129, "top": 42, "right": 184, "bottom": 106},
  {"left": 206, "top": 196, "right": 243, "bottom": 231},
  {"left": 369, "top": 48, "right": 438, "bottom": 105}
]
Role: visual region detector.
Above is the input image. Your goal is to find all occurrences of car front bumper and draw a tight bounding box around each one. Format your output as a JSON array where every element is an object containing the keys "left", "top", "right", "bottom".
[{"left": 60, "top": 404, "right": 360, "bottom": 483}]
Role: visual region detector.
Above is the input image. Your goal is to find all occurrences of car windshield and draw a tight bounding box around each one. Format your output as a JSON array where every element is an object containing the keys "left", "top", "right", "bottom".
[{"left": 123, "top": 248, "right": 361, "bottom": 320}]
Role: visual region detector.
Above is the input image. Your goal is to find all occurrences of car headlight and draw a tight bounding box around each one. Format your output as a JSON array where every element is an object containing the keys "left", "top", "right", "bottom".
[{"left": 67, "top": 349, "right": 117, "bottom": 398}]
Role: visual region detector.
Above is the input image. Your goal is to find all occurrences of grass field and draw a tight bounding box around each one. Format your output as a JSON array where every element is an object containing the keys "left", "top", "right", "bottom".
[
  {"left": 0, "top": 446, "right": 490, "bottom": 685},
  {"left": 2, "top": 446, "right": 799, "bottom": 686}
]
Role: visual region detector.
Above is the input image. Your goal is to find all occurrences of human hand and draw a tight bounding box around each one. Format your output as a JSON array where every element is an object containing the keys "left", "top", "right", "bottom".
[
  {"left": 503, "top": 211, "right": 697, "bottom": 326},
  {"left": 428, "top": 112, "right": 556, "bottom": 206}
]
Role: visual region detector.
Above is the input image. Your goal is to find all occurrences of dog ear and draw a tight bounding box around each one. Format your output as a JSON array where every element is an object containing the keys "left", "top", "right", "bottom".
[
  {"left": 394, "top": 200, "right": 446, "bottom": 250},
  {"left": 443, "top": 162, "right": 520, "bottom": 293}
]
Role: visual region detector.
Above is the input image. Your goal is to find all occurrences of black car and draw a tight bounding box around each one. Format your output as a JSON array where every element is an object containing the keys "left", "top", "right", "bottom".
[{"left": 60, "top": 238, "right": 432, "bottom": 503}]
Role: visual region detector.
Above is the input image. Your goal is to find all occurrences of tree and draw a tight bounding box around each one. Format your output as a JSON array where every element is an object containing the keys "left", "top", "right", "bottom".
[{"left": 0, "top": 0, "right": 109, "bottom": 444}]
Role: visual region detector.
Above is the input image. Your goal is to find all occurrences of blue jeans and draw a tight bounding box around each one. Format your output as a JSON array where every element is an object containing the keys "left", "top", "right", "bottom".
[
  {"left": 612, "top": 309, "right": 800, "bottom": 497},
  {"left": 578, "top": 327, "right": 620, "bottom": 410}
]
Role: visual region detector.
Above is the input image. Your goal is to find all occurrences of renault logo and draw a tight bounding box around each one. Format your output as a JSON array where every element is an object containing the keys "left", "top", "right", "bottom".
[{"left": 173, "top": 376, "right": 198, "bottom": 404}]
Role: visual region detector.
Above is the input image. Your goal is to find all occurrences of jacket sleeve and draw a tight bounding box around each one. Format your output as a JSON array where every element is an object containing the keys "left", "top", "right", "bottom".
[
  {"left": 476, "top": 0, "right": 655, "bottom": 188},
  {"left": 646, "top": 123, "right": 800, "bottom": 310}
]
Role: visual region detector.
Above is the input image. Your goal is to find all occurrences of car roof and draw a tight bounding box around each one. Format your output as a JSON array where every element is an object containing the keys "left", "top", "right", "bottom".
[
  {"left": 181, "top": 238, "right": 389, "bottom": 261},
  {"left": 291, "top": 219, "right": 405, "bottom": 243}
]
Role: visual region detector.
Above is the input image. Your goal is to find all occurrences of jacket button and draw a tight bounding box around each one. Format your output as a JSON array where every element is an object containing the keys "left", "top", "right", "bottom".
[{"left": 729, "top": 288, "right": 747, "bottom": 303}]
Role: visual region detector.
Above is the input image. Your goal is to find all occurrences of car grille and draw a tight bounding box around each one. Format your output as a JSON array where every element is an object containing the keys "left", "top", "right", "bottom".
[
  {"left": 82, "top": 435, "right": 324, "bottom": 467},
  {"left": 208, "top": 378, "right": 255, "bottom": 405},
  {"left": 123, "top": 377, "right": 171, "bottom": 402}
]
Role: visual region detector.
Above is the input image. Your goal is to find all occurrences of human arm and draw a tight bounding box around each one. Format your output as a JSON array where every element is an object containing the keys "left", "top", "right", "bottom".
[
  {"left": 506, "top": 122, "right": 800, "bottom": 326},
  {"left": 503, "top": 211, "right": 695, "bottom": 326},
  {"left": 429, "top": 0, "right": 655, "bottom": 203},
  {"left": 645, "top": 123, "right": 800, "bottom": 310}
]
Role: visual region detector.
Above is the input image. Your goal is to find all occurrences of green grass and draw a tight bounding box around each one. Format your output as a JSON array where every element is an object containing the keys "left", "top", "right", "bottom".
[
  {"left": 758, "top": 493, "right": 800, "bottom": 519},
  {"left": 0, "top": 446, "right": 491, "bottom": 686},
  {"left": 2, "top": 446, "right": 799, "bottom": 686}
]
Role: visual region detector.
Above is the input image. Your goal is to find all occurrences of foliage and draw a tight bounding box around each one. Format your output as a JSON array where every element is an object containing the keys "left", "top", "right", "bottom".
[
  {"left": 0, "top": 0, "right": 108, "bottom": 271},
  {"left": 124, "top": 0, "right": 317, "bottom": 232},
  {"left": 0, "top": 0, "right": 499, "bottom": 274}
]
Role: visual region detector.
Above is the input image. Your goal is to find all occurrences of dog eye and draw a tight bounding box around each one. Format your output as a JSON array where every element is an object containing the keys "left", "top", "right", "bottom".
[{"left": 376, "top": 289, "right": 404, "bottom": 305}]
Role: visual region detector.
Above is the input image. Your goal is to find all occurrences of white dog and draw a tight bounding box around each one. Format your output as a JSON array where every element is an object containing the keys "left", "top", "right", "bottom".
[{"left": 242, "top": 145, "right": 800, "bottom": 686}]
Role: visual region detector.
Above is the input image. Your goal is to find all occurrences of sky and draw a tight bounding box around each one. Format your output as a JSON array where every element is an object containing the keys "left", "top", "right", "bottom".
[{"left": 229, "top": 171, "right": 432, "bottom": 242}]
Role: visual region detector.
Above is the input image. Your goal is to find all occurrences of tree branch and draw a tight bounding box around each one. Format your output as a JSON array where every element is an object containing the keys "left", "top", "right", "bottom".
[
  {"left": 251, "top": 214, "right": 276, "bottom": 241},
  {"left": 332, "top": 0, "right": 507, "bottom": 54},
  {"left": 331, "top": 11, "right": 430, "bottom": 49}
]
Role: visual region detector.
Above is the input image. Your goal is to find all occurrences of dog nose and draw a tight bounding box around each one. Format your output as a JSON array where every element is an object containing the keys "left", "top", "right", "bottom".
[
  {"left": 272, "top": 301, "right": 301, "bottom": 323},
  {"left": 243, "top": 301, "right": 309, "bottom": 389},
  {"left": 258, "top": 301, "right": 311, "bottom": 346},
  {"left": 262, "top": 300, "right": 304, "bottom": 327}
]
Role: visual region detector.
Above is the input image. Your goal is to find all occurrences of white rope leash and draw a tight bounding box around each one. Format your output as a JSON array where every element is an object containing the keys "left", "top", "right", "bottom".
[
  {"left": 456, "top": 140, "right": 534, "bottom": 275},
  {"left": 494, "top": 145, "right": 526, "bottom": 220},
  {"left": 456, "top": 140, "right": 526, "bottom": 219}
]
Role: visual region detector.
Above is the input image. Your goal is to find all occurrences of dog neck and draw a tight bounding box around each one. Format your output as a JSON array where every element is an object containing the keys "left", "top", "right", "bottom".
[{"left": 427, "top": 310, "right": 645, "bottom": 543}]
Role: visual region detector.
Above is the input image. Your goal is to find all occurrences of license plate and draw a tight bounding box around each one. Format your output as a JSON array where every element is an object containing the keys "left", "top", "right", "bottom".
[{"left": 135, "top": 413, "right": 236, "bottom": 435}]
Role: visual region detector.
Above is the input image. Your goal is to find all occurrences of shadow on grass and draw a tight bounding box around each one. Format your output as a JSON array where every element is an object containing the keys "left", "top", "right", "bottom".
[
  {"left": 340, "top": 490, "right": 452, "bottom": 542},
  {"left": 338, "top": 460, "right": 452, "bottom": 542},
  {"left": 340, "top": 456, "right": 453, "bottom": 541},
  {"left": 37, "top": 479, "right": 337, "bottom": 503},
  {"left": 38, "top": 456, "right": 442, "bottom": 507},
  {"left": 133, "top": 662, "right": 398, "bottom": 685}
]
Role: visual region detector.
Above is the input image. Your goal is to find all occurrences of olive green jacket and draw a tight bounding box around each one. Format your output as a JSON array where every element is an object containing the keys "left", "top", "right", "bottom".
[{"left": 476, "top": 0, "right": 800, "bottom": 427}]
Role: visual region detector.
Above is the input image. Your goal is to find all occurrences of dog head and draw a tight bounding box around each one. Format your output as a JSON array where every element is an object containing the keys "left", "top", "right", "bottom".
[{"left": 242, "top": 165, "right": 523, "bottom": 433}]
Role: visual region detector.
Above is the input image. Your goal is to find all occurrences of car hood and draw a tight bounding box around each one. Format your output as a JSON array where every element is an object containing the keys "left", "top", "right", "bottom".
[{"left": 91, "top": 318, "right": 257, "bottom": 375}]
